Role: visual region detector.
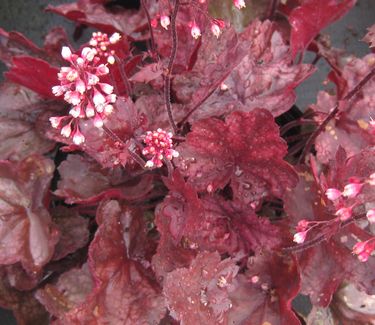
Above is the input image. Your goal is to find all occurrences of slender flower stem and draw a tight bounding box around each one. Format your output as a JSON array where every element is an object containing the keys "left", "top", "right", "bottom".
[
  {"left": 283, "top": 215, "right": 363, "bottom": 253},
  {"left": 178, "top": 71, "right": 231, "bottom": 126},
  {"left": 298, "top": 67, "right": 375, "bottom": 163},
  {"left": 280, "top": 119, "right": 316, "bottom": 135},
  {"left": 266, "top": 0, "right": 279, "bottom": 20},
  {"left": 164, "top": 0, "right": 180, "bottom": 134},
  {"left": 114, "top": 55, "right": 132, "bottom": 97},
  {"left": 141, "top": 0, "right": 158, "bottom": 59}
]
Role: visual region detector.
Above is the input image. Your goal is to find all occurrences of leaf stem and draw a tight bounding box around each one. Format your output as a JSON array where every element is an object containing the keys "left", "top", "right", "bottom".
[
  {"left": 164, "top": 0, "right": 180, "bottom": 134},
  {"left": 298, "top": 66, "right": 375, "bottom": 163}
]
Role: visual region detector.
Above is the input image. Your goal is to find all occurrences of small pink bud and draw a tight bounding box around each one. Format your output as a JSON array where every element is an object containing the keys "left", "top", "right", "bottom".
[
  {"left": 93, "top": 115, "right": 104, "bottom": 128},
  {"left": 366, "top": 209, "right": 375, "bottom": 223},
  {"left": 72, "top": 128, "right": 85, "bottom": 145},
  {"left": 49, "top": 116, "right": 63, "bottom": 129},
  {"left": 86, "top": 104, "right": 95, "bottom": 118},
  {"left": 81, "top": 47, "right": 97, "bottom": 61},
  {"left": 107, "top": 55, "right": 115, "bottom": 65},
  {"left": 368, "top": 173, "right": 375, "bottom": 186},
  {"left": 211, "top": 23, "right": 221, "bottom": 38},
  {"left": 293, "top": 231, "right": 307, "bottom": 244},
  {"left": 358, "top": 252, "right": 370, "bottom": 262},
  {"left": 233, "top": 0, "right": 246, "bottom": 9},
  {"left": 61, "top": 124, "right": 72, "bottom": 138},
  {"left": 99, "top": 83, "right": 114, "bottom": 94},
  {"left": 96, "top": 64, "right": 109, "bottom": 76},
  {"left": 160, "top": 15, "right": 170, "bottom": 30},
  {"left": 75, "top": 79, "right": 86, "bottom": 94},
  {"left": 66, "top": 69, "right": 79, "bottom": 82},
  {"left": 52, "top": 85, "right": 64, "bottom": 96},
  {"left": 93, "top": 89, "right": 106, "bottom": 106},
  {"left": 69, "top": 105, "right": 82, "bottom": 118},
  {"left": 342, "top": 183, "right": 363, "bottom": 198},
  {"left": 325, "top": 188, "right": 342, "bottom": 201},
  {"left": 104, "top": 104, "right": 114, "bottom": 115},
  {"left": 109, "top": 32, "right": 121, "bottom": 44},
  {"left": 190, "top": 23, "right": 201, "bottom": 39},
  {"left": 220, "top": 83, "right": 229, "bottom": 91},
  {"left": 61, "top": 46, "right": 72, "bottom": 60},
  {"left": 297, "top": 219, "right": 309, "bottom": 232},
  {"left": 145, "top": 160, "right": 154, "bottom": 168},
  {"left": 150, "top": 18, "right": 158, "bottom": 28},
  {"left": 352, "top": 241, "right": 366, "bottom": 255},
  {"left": 335, "top": 207, "right": 352, "bottom": 221},
  {"left": 251, "top": 275, "right": 259, "bottom": 283}
]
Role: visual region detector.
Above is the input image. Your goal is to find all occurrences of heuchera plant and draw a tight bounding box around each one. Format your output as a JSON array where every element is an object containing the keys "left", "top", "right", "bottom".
[{"left": 0, "top": 0, "right": 374, "bottom": 324}]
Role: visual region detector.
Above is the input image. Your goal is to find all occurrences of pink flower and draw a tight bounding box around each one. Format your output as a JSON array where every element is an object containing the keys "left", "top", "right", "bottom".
[
  {"left": 142, "top": 128, "right": 179, "bottom": 168},
  {"left": 367, "top": 209, "right": 375, "bottom": 223},
  {"left": 50, "top": 45, "right": 117, "bottom": 144},
  {"left": 89, "top": 31, "right": 121, "bottom": 64},
  {"left": 325, "top": 188, "right": 342, "bottom": 201},
  {"left": 211, "top": 23, "right": 222, "bottom": 38},
  {"left": 190, "top": 22, "right": 201, "bottom": 39},
  {"left": 293, "top": 231, "right": 307, "bottom": 244},
  {"left": 160, "top": 15, "right": 170, "bottom": 30},
  {"left": 342, "top": 182, "right": 363, "bottom": 198},
  {"left": 335, "top": 207, "right": 352, "bottom": 221},
  {"left": 352, "top": 240, "right": 375, "bottom": 262},
  {"left": 233, "top": 0, "right": 246, "bottom": 9},
  {"left": 296, "top": 219, "right": 309, "bottom": 232}
]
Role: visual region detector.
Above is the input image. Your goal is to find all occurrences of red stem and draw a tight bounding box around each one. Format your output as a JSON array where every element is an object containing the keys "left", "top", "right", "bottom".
[
  {"left": 298, "top": 67, "right": 375, "bottom": 163},
  {"left": 141, "top": 0, "right": 158, "bottom": 59},
  {"left": 164, "top": 0, "right": 180, "bottom": 134}
]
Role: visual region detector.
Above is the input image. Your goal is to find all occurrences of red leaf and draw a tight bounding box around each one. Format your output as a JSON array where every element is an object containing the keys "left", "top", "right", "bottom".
[
  {"left": 5, "top": 56, "right": 59, "bottom": 99},
  {"left": 164, "top": 251, "right": 240, "bottom": 324},
  {"left": 174, "top": 20, "right": 314, "bottom": 121},
  {"left": 0, "top": 268, "right": 49, "bottom": 325},
  {"left": 52, "top": 200, "right": 166, "bottom": 324},
  {"left": 157, "top": 171, "right": 282, "bottom": 255},
  {"left": 0, "top": 82, "right": 55, "bottom": 161},
  {"left": 46, "top": 0, "right": 150, "bottom": 38},
  {"left": 313, "top": 54, "right": 375, "bottom": 163},
  {"left": 227, "top": 253, "right": 301, "bottom": 325},
  {"left": 35, "top": 264, "right": 94, "bottom": 319},
  {"left": 289, "top": 0, "right": 356, "bottom": 58},
  {"left": 55, "top": 154, "right": 153, "bottom": 204},
  {"left": 51, "top": 207, "right": 90, "bottom": 261},
  {"left": 0, "top": 156, "right": 59, "bottom": 273},
  {"left": 176, "top": 109, "right": 298, "bottom": 206}
]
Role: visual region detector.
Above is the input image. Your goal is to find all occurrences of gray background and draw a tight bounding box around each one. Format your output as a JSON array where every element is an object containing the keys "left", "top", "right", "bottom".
[{"left": 0, "top": 0, "right": 374, "bottom": 323}]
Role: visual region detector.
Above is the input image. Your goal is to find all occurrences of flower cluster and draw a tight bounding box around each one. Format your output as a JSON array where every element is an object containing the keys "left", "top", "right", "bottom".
[
  {"left": 89, "top": 31, "right": 121, "bottom": 64},
  {"left": 352, "top": 238, "right": 375, "bottom": 262},
  {"left": 50, "top": 46, "right": 116, "bottom": 145},
  {"left": 142, "top": 128, "right": 179, "bottom": 168}
]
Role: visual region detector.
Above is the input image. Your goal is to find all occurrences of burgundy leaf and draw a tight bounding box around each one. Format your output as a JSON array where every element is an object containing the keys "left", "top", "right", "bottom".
[
  {"left": 313, "top": 54, "right": 375, "bottom": 163},
  {"left": 174, "top": 20, "right": 315, "bottom": 121},
  {"left": 158, "top": 171, "right": 282, "bottom": 256},
  {"left": 227, "top": 253, "right": 301, "bottom": 325},
  {"left": 0, "top": 269, "right": 49, "bottom": 325},
  {"left": 164, "top": 251, "right": 239, "bottom": 324},
  {"left": 5, "top": 56, "right": 59, "bottom": 99},
  {"left": 52, "top": 200, "right": 166, "bottom": 324},
  {"left": 51, "top": 207, "right": 90, "bottom": 261},
  {"left": 0, "top": 156, "right": 59, "bottom": 273},
  {"left": 35, "top": 264, "right": 94, "bottom": 319},
  {"left": 176, "top": 109, "right": 298, "bottom": 206},
  {"left": 55, "top": 154, "right": 153, "bottom": 204},
  {"left": 0, "top": 82, "right": 55, "bottom": 160},
  {"left": 289, "top": 0, "right": 356, "bottom": 58},
  {"left": 46, "top": 0, "right": 150, "bottom": 38}
]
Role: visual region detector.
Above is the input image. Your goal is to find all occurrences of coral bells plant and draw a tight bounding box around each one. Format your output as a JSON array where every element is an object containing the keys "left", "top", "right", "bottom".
[{"left": 0, "top": 0, "right": 375, "bottom": 324}]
